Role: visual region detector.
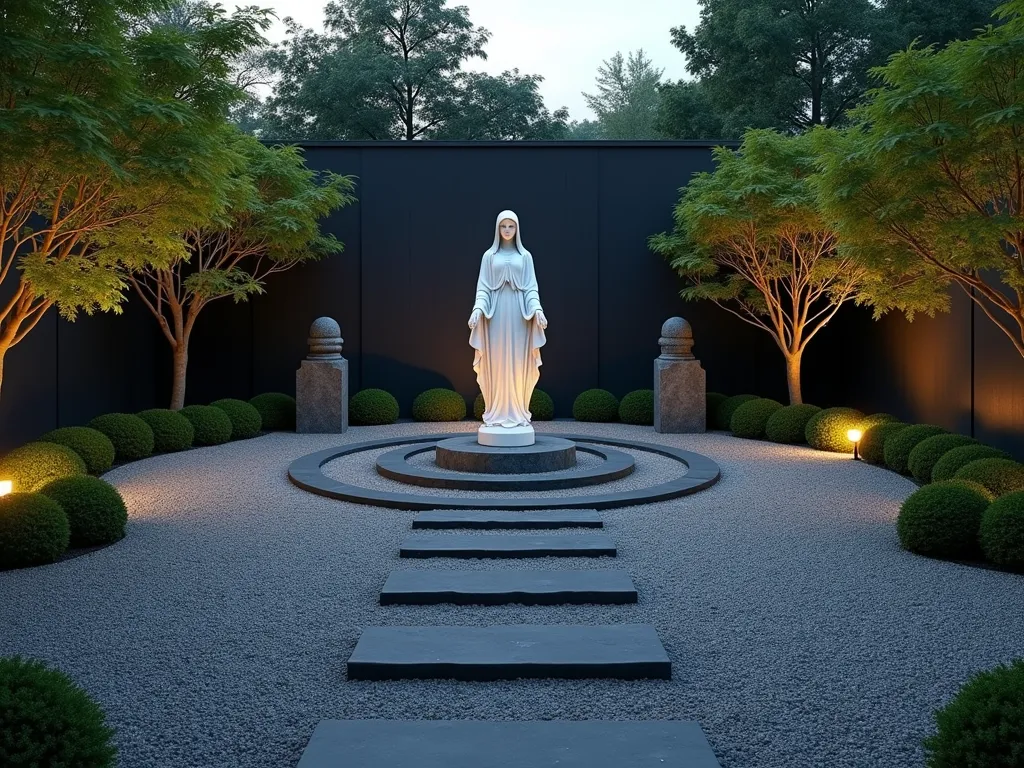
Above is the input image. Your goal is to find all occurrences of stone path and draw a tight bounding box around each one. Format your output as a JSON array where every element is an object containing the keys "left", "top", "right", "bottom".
[{"left": 298, "top": 507, "right": 721, "bottom": 765}]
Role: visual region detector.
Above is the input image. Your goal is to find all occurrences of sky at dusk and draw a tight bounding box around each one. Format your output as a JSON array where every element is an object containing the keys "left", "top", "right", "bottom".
[{"left": 263, "top": 1, "right": 704, "bottom": 121}]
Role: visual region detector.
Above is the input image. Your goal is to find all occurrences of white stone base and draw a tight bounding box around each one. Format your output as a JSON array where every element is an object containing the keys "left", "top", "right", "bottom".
[{"left": 478, "top": 425, "right": 536, "bottom": 447}]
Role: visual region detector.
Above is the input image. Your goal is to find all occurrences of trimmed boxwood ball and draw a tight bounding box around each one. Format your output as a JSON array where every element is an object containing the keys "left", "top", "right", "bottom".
[
  {"left": 715, "top": 394, "right": 757, "bottom": 431},
  {"left": 896, "top": 481, "right": 991, "bottom": 560},
  {"left": 40, "top": 476, "right": 127, "bottom": 548},
  {"left": 954, "top": 458, "right": 1024, "bottom": 498},
  {"left": 572, "top": 389, "right": 619, "bottom": 422},
  {"left": 211, "top": 398, "right": 262, "bottom": 440},
  {"left": 88, "top": 413, "right": 154, "bottom": 462},
  {"left": 859, "top": 412, "right": 900, "bottom": 431},
  {"left": 530, "top": 389, "right": 555, "bottom": 421},
  {"left": 0, "top": 493, "right": 69, "bottom": 570},
  {"left": 884, "top": 424, "right": 947, "bottom": 474},
  {"left": 907, "top": 434, "right": 978, "bottom": 484},
  {"left": 137, "top": 409, "right": 194, "bottom": 453},
  {"left": 619, "top": 389, "right": 654, "bottom": 426},
  {"left": 923, "top": 658, "right": 1024, "bottom": 767},
  {"left": 764, "top": 404, "right": 821, "bottom": 444},
  {"left": 706, "top": 392, "right": 727, "bottom": 428},
  {"left": 38, "top": 427, "right": 114, "bottom": 475},
  {"left": 351, "top": 389, "right": 400, "bottom": 426},
  {"left": 933, "top": 444, "right": 1012, "bottom": 483},
  {"left": 249, "top": 392, "right": 296, "bottom": 431},
  {"left": 412, "top": 388, "right": 467, "bottom": 422},
  {"left": 179, "top": 405, "right": 233, "bottom": 446},
  {"left": 473, "top": 392, "right": 486, "bottom": 421},
  {"left": 731, "top": 398, "right": 784, "bottom": 439},
  {"left": 860, "top": 422, "right": 908, "bottom": 465},
  {"left": 805, "top": 407, "right": 865, "bottom": 452},
  {"left": 979, "top": 491, "right": 1024, "bottom": 571},
  {"left": 0, "top": 655, "right": 117, "bottom": 767},
  {"left": 0, "top": 442, "right": 86, "bottom": 494}
]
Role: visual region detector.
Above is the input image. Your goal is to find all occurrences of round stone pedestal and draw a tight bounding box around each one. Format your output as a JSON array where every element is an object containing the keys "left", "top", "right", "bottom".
[
  {"left": 435, "top": 436, "right": 576, "bottom": 474},
  {"left": 478, "top": 425, "right": 535, "bottom": 447}
]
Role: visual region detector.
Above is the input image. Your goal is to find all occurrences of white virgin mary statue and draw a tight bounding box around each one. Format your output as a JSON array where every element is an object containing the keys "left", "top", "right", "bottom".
[{"left": 468, "top": 210, "right": 548, "bottom": 447}]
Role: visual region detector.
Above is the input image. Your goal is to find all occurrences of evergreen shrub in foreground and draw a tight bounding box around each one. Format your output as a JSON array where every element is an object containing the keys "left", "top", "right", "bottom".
[
  {"left": 860, "top": 422, "right": 907, "bottom": 465},
  {"left": 88, "top": 414, "right": 154, "bottom": 462},
  {"left": 0, "top": 442, "right": 86, "bottom": 493},
  {"left": 179, "top": 405, "right": 233, "bottom": 446},
  {"left": 805, "top": 407, "right": 864, "bottom": 452},
  {"left": 954, "top": 458, "right": 1024, "bottom": 498},
  {"left": 572, "top": 389, "right": 619, "bottom": 422},
  {"left": 38, "top": 427, "right": 114, "bottom": 475},
  {"left": 137, "top": 409, "right": 194, "bottom": 452},
  {"left": 41, "top": 477, "right": 128, "bottom": 548},
  {"left": 979, "top": 491, "right": 1024, "bottom": 571},
  {"left": 884, "top": 424, "right": 947, "bottom": 474},
  {"left": 0, "top": 656, "right": 116, "bottom": 767},
  {"left": 730, "top": 398, "right": 783, "bottom": 439},
  {"left": 765, "top": 403, "right": 821, "bottom": 444},
  {"left": 249, "top": 392, "right": 296, "bottom": 431},
  {"left": 619, "top": 390, "right": 654, "bottom": 426},
  {"left": 932, "top": 445, "right": 1012, "bottom": 483},
  {"left": 0, "top": 493, "right": 69, "bottom": 570},
  {"left": 908, "top": 434, "right": 978, "bottom": 484},
  {"left": 896, "top": 481, "right": 990, "bottom": 560},
  {"left": 714, "top": 394, "right": 757, "bottom": 431},
  {"left": 211, "top": 398, "right": 263, "bottom": 440},
  {"left": 412, "top": 389, "right": 467, "bottom": 422},
  {"left": 351, "top": 389, "right": 400, "bottom": 425}
]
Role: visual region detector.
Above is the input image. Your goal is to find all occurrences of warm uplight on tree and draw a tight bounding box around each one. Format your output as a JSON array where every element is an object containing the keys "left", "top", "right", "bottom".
[{"left": 0, "top": 480, "right": 12, "bottom": 496}]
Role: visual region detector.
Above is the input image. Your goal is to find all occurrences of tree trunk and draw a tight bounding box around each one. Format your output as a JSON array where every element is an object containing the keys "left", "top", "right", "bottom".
[
  {"left": 0, "top": 342, "right": 6, "bottom": 405},
  {"left": 170, "top": 341, "right": 188, "bottom": 410},
  {"left": 785, "top": 350, "right": 803, "bottom": 405}
]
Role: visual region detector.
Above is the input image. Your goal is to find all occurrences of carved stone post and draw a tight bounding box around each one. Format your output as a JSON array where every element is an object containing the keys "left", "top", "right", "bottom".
[
  {"left": 296, "top": 317, "right": 348, "bottom": 433},
  {"left": 653, "top": 317, "right": 706, "bottom": 433}
]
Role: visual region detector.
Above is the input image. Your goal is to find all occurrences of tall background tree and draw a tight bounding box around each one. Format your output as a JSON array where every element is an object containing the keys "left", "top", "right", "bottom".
[
  {"left": 582, "top": 49, "right": 663, "bottom": 139},
  {"left": 127, "top": 130, "right": 356, "bottom": 408},
  {"left": 650, "top": 130, "right": 901, "bottom": 404},
  {"left": 814, "top": 0, "right": 1024, "bottom": 359},
  {"left": 259, "top": 0, "right": 568, "bottom": 140},
  {"left": 0, "top": 0, "right": 270, "bottom": 402}
]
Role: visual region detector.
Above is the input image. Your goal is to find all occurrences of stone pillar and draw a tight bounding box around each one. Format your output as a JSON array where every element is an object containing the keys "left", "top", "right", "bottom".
[
  {"left": 653, "top": 317, "right": 706, "bottom": 433},
  {"left": 296, "top": 317, "right": 348, "bottom": 433}
]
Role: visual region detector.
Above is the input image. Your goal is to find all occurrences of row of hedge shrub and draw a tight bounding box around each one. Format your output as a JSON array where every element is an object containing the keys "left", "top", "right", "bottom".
[
  {"left": 348, "top": 387, "right": 658, "bottom": 426},
  {"left": 709, "top": 392, "right": 1024, "bottom": 571},
  {"left": 0, "top": 392, "right": 297, "bottom": 571}
]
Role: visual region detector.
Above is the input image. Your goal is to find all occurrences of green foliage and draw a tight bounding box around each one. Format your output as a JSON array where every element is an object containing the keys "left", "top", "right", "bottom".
[
  {"left": 412, "top": 389, "right": 467, "bottom": 422},
  {"left": 765, "top": 403, "right": 822, "bottom": 444},
  {"left": 805, "top": 407, "right": 865, "bottom": 452},
  {"left": 897, "top": 481, "right": 990, "bottom": 559},
  {"left": 706, "top": 392, "right": 728, "bottom": 428},
  {"left": 0, "top": 493, "right": 69, "bottom": 570},
  {"left": 908, "top": 434, "right": 979, "bottom": 484},
  {"left": 884, "top": 425, "right": 947, "bottom": 474},
  {"left": 249, "top": 392, "right": 296, "bottom": 431},
  {"left": 979, "top": 491, "right": 1024, "bottom": 571},
  {"left": 88, "top": 414, "right": 154, "bottom": 462},
  {"left": 179, "top": 405, "right": 233, "bottom": 446},
  {"left": 0, "top": 442, "right": 87, "bottom": 493},
  {"left": 933, "top": 445, "right": 1012, "bottom": 483},
  {"left": 530, "top": 389, "right": 555, "bottom": 421},
  {"left": 954, "top": 458, "right": 1024, "bottom": 498},
  {"left": 813, "top": 3, "right": 1024, "bottom": 359},
  {"left": 260, "top": 0, "right": 567, "bottom": 141},
  {"left": 582, "top": 50, "right": 663, "bottom": 139},
  {"left": 654, "top": 79, "right": 731, "bottom": 139},
  {"left": 572, "top": 389, "right": 619, "bottom": 423},
  {"left": 40, "top": 477, "right": 127, "bottom": 547},
  {"left": 715, "top": 394, "right": 758, "bottom": 431},
  {"left": 923, "top": 657, "right": 1024, "bottom": 767},
  {"left": 137, "top": 409, "right": 194, "bottom": 452},
  {"left": 351, "top": 389, "right": 400, "bottom": 426},
  {"left": 473, "top": 392, "right": 486, "bottom": 421},
  {"left": 211, "top": 398, "right": 262, "bottom": 440},
  {"left": 650, "top": 130, "right": 885, "bottom": 405},
  {"left": 731, "top": 398, "right": 784, "bottom": 439},
  {"left": 619, "top": 390, "right": 655, "bottom": 425},
  {"left": 860, "top": 412, "right": 901, "bottom": 431},
  {"left": 38, "top": 427, "right": 114, "bottom": 475},
  {"left": 860, "top": 422, "right": 908, "bottom": 465},
  {"left": 0, "top": 655, "right": 116, "bottom": 767},
  {"left": 0, "top": 0, "right": 274, "bottom": 402}
]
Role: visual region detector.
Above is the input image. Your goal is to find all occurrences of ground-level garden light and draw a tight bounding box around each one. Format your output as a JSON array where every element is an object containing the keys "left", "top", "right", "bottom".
[
  {"left": 848, "top": 429, "right": 863, "bottom": 461},
  {"left": 0, "top": 480, "right": 10, "bottom": 496}
]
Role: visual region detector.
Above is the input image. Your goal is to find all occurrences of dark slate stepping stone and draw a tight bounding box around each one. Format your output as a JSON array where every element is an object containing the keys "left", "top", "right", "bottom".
[
  {"left": 379, "top": 569, "right": 637, "bottom": 605},
  {"left": 298, "top": 719, "right": 722, "bottom": 767},
  {"left": 413, "top": 509, "right": 603, "bottom": 530},
  {"left": 399, "top": 533, "right": 616, "bottom": 558},
  {"left": 346, "top": 624, "right": 670, "bottom": 681}
]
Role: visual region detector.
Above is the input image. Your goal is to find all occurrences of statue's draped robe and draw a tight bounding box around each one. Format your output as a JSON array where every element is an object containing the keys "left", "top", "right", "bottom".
[{"left": 470, "top": 247, "right": 546, "bottom": 427}]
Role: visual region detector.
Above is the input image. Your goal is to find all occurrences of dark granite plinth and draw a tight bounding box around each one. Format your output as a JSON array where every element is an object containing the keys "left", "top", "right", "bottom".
[
  {"left": 399, "top": 533, "right": 616, "bottom": 559},
  {"left": 346, "top": 624, "right": 671, "bottom": 681},
  {"left": 379, "top": 569, "right": 637, "bottom": 605},
  {"left": 435, "top": 435, "right": 576, "bottom": 474},
  {"left": 298, "top": 720, "right": 722, "bottom": 768},
  {"left": 412, "top": 510, "right": 603, "bottom": 529}
]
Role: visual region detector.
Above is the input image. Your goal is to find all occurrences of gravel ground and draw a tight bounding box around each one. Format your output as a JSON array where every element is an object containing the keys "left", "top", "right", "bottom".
[{"left": 2, "top": 420, "right": 1023, "bottom": 768}]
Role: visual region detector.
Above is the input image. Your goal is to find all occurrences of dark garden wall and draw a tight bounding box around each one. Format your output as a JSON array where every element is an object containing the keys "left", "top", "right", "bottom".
[{"left": 2, "top": 140, "right": 1023, "bottom": 458}]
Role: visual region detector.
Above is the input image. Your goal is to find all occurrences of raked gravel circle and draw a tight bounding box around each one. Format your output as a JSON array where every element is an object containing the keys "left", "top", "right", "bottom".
[{"left": 2, "top": 420, "right": 1023, "bottom": 768}]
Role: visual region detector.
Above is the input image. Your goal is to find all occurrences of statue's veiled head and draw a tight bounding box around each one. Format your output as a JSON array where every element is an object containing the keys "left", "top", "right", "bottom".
[{"left": 486, "top": 209, "right": 531, "bottom": 258}]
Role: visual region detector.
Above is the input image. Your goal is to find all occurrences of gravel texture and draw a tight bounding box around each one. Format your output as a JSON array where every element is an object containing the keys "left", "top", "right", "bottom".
[{"left": 2, "top": 420, "right": 1023, "bottom": 768}]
